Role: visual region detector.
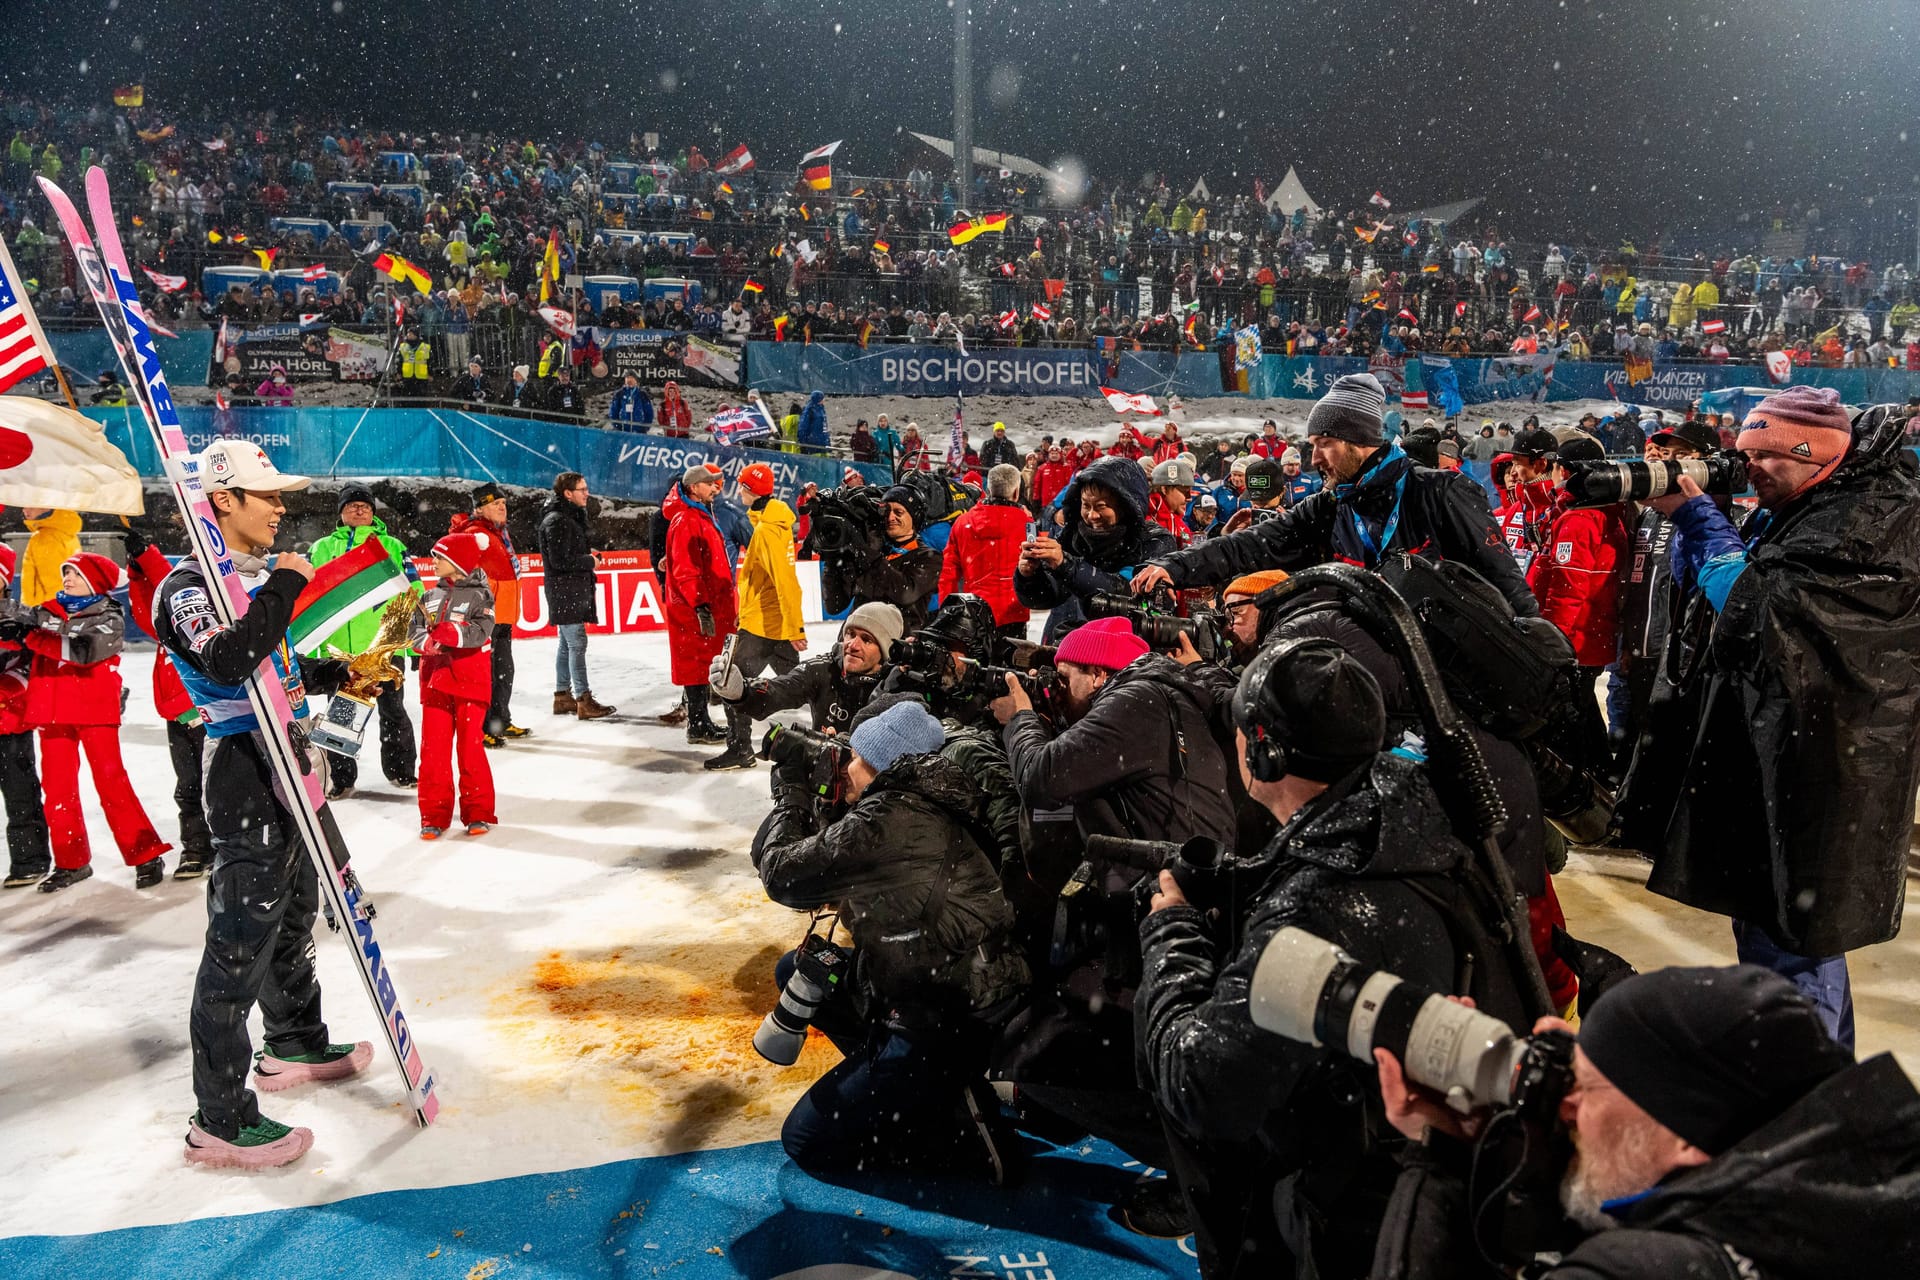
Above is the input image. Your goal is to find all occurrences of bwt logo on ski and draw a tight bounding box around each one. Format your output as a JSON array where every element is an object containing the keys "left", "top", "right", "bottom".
[
  {"left": 353, "top": 907, "right": 413, "bottom": 1062},
  {"left": 879, "top": 356, "right": 1097, "bottom": 389}
]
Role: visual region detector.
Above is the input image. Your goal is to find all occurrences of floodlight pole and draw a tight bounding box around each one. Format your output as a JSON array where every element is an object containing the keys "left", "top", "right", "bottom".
[{"left": 953, "top": 0, "right": 973, "bottom": 203}]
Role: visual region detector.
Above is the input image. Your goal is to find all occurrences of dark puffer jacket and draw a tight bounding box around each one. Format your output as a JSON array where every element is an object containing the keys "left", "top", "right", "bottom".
[
  {"left": 535, "top": 495, "right": 599, "bottom": 626},
  {"left": 1153, "top": 446, "right": 1539, "bottom": 619},
  {"left": 756, "top": 753, "right": 1029, "bottom": 1014},
  {"left": 1138, "top": 753, "right": 1536, "bottom": 1280},
  {"left": 1015, "top": 454, "right": 1178, "bottom": 643},
  {"left": 1001, "top": 652, "right": 1238, "bottom": 891}
]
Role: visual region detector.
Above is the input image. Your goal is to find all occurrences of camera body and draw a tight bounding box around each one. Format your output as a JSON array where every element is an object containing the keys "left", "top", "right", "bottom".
[
  {"left": 753, "top": 929, "right": 855, "bottom": 1065},
  {"left": 1083, "top": 833, "right": 1232, "bottom": 909},
  {"left": 1559, "top": 451, "right": 1746, "bottom": 508},
  {"left": 885, "top": 634, "right": 1062, "bottom": 720},
  {"left": 1085, "top": 589, "right": 1228, "bottom": 662},
  {"left": 800, "top": 484, "right": 887, "bottom": 557},
  {"left": 759, "top": 722, "right": 852, "bottom": 808}
]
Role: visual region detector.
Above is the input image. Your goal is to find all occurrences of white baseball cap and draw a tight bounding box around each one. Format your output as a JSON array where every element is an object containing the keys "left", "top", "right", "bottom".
[{"left": 196, "top": 441, "right": 311, "bottom": 492}]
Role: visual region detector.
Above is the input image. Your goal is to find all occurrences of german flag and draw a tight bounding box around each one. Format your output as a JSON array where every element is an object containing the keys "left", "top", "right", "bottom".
[
  {"left": 857, "top": 320, "right": 874, "bottom": 349},
  {"left": 374, "top": 251, "right": 434, "bottom": 296},
  {"left": 800, "top": 140, "right": 841, "bottom": 192},
  {"left": 873, "top": 239, "right": 890, "bottom": 255},
  {"left": 798, "top": 204, "right": 811, "bottom": 222},
  {"left": 947, "top": 212, "right": 1010, "bottom": 246},
  {"left": 252, "top": 248, "right": 280, "bottom": 271},
  {"left": 539, "top": 229, "right": 561, "bottom": 304},
  {"left": 742, "top": 280, "right": 765, "bottom": 295},
  {"left": 113, "top": 85, "right": 144, "bottom": 108},
  {"left": 717, "top": 181, "right": 734, "bottom": 196},
  {"left": 772, "top": 314, "right": 790, "bottom": 342}
]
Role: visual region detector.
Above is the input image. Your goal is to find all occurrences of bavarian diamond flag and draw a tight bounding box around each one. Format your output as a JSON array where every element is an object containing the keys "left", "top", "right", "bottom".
[{"left": 288, "top": 535, "right": 407, "bottom": 653}]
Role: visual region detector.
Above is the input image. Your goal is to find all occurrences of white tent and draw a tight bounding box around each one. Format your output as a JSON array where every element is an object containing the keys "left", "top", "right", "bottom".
[
  {"left": 1262, "top": 166, "right": 1321, "bottom": 218},
  {"left": 1186, "top": 177, "right": 1212, "bottom": 203}
]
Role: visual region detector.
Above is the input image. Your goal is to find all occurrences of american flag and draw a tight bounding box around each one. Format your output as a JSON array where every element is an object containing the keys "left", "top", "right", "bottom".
[{"left": 0, "top": 249, "right": 51, "bottom": 395}]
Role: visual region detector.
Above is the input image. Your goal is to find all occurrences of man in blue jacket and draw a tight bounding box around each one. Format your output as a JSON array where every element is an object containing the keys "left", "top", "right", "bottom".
[
  {"left": 609, "top": 375, "right": 654, "bottom": 432},
  {"left": 797, "top": 390, "right": 830, "bottom": 455}
]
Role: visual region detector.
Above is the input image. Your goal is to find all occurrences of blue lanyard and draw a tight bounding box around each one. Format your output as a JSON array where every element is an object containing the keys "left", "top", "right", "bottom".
[{"left": 1344, "top": 447, "right": 1408, "bottom": 564}]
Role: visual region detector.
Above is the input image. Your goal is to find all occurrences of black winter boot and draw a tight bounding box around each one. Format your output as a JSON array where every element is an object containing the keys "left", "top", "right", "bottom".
[{"left": 684, "top": 685, "right": 727, "bottom": 745}]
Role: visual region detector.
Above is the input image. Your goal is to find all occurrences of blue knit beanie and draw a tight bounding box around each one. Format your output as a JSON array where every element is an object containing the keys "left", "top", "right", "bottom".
[{"left": 848, "top": 700, "right": 946, "bottom": 774}]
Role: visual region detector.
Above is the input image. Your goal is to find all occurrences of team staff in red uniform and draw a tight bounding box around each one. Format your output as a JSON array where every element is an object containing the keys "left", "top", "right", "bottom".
[
  {"left": 1529, "top": 435, "right": 1629, "bottom": 669},
  {"left": 3, "top": 552, "right": 171, "bottom": 892},
  {"left": 1493, "top": 428, "right": 1562, "bottom": 576},
  {"left": 937, "top": 464, "right": 1034, "bottom": 639},
  {"left": 412, "top": 533, "right": 499, "bottom": 840}
]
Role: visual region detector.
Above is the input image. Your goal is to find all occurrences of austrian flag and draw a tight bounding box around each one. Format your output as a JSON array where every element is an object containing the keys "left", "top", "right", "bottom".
[
  {"left": 997, "top": 310, "right": 1018, "bottom": 331},
  {"left": 1031, "top": 303, "right": 1052, "bottom": 322},
  {"left": 714, "top": 143, "right": 754, "bottom": 176},
  {"left": 142, "top": 266, "right": 187, "bottom": 293},
  {"left": 301, "top": 263, "right": 328, "bottom": 281},
  {"left": 1702, "top": 318, "right": 1727, "bottom": 335},
  {"left": 1100, "top": 388, "right": 1161, "bottom": 415}
]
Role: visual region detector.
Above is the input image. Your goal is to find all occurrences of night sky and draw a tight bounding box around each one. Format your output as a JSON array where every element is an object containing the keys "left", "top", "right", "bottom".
[{"left": 4, "top": 0, "right": 1917, "bottom": 241}]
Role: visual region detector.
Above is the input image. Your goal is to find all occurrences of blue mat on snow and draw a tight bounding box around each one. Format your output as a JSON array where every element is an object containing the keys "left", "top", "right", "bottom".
[{"left": 0, "top": 1138, "right": 1195, "bottom": 1279}]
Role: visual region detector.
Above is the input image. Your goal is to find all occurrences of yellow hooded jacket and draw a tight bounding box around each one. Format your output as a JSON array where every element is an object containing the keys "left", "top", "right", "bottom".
[
  {"left": 736, "top": 499, "right": 804, "bottom": 643},
  {"left": 21, "top": 509, "right": 81, "bottom": 606}
]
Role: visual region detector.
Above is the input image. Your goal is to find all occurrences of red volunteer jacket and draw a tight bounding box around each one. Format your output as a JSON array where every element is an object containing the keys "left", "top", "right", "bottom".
[{"left": 127, "top": 545, "right": 195, "bottom": 721}]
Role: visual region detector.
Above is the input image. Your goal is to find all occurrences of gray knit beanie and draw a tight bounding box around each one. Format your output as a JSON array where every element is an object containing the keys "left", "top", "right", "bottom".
[{"left": 1305, "top": 373, "right": 1387, "bottom": 445}]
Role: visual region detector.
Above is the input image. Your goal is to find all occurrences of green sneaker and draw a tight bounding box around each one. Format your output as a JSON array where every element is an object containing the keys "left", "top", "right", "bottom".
[
  {"left": 254, "top": 1040, "right": 374, "bottom": 1092},
  {"left": 185, "top": 1111, "right": 314, "bottom": 1169}
]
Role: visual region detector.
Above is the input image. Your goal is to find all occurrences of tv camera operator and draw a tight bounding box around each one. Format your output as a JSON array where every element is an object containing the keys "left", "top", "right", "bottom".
[
  {"left": 1608, "top": 389, "right": 1920, "bottom": 1046},
  {"left": 801, "top": 481, "right": 942, "bottom": 631},
  {"left": 1130, "top": 374, "right": 1538, "bottom": 619},
  {"left": 1360, "top": 961, "right": 1919, "bottom": 1279},
  {"left": 1137, "top": 636, "right": 1548, "bottom": 1279},
  {"left": 750, "top": 699, "right": 1031, "bottom": 1183}
]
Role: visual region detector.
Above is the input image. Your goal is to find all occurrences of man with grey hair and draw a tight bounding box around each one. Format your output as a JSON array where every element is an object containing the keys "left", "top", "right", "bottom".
[{"left": 937, "top": 463, "right": 1033, "bottom": 639}]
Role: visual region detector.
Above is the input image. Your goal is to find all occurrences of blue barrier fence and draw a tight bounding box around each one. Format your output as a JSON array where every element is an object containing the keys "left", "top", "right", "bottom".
[
  {"left": 747, "top": 341, "right": 1920, "bottom": 409},
  {"left": 80, "top": 406, "right": 891, "bottom": 506},
  {"left": 49, "top": 328, "right": 216, "bottom": 392}
]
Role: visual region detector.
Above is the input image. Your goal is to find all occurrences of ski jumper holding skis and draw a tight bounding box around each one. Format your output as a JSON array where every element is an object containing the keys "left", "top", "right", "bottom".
[
  {"left": 411, "top": 533, "right": 499, "bottom": 838},
  {"left": 3, "top": 552, "right": 171, "bottom": 890},
  {"left": 153, "top": 442, "right": 371, "bottom": 1168}
]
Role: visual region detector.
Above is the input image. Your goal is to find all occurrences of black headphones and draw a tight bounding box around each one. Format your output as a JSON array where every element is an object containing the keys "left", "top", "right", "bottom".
[{"left": 1232, "top": 636, "right": 1379, "bottom": 784}]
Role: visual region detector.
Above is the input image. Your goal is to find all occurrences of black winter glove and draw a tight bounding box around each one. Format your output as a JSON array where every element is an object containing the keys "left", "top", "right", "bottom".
[
  {"left": 695, "top": 604, "right": 715, "bottom": 637},
  {"left": 122, "top": 525, "right": 149, "bottom": 562}
]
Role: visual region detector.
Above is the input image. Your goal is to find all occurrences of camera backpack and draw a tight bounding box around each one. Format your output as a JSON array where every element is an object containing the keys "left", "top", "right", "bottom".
[
  {"left": 1378, "top": 553, "right": 1571, "bottom": 740},
  {"left": 896, "top": 469, "right": 976, "bottom": 528}
]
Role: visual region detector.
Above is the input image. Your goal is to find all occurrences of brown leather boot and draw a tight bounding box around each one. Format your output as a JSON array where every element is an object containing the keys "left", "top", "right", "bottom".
[
  {"left": 576, "top": 693, "right": 617, "bottom": 720},
  {"left": 553, "top": 690, "right": 577, "bottom": 716}
]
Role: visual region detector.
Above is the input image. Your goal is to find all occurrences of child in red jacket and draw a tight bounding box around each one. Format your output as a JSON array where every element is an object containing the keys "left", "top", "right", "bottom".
[
  {"left": 412, "top": 533, "right": 498, "bottom": 839},
  {"left": 0, "top": 547, "right": 53, "bottom": 889},
  {"left": 4, "top": 552, "right": 171, "bottom": 891}
]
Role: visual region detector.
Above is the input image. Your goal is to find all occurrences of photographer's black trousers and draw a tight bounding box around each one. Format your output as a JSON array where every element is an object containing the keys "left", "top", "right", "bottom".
[
  {"left": 328, "top": 679, "right": 417, "bottom": 788},
  {"left": 723, "top": 632, "right": 801, "bottom": 751},
  {"left": 0, "top": 729, "right": 50, "bottom": 876},
  {"left": 189, "top": 814, "right": 331, "bottom": 1140},
  {"left": 772, "top": 950, "right": 996, "bottom": 1179},
  {"left": 486, "top": 623, "right": 516, "bottom": 738},
  {"left": 167, "top": 719, "right": 213, "bottom": 856}
]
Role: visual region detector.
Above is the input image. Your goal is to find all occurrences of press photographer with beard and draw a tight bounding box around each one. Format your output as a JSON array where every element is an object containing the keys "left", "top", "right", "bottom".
[
  {"left": 1370, "top": 966, "right": 1920, "bottom": 1280},
  {"left": 1136, "top": 638, "right": 1537, "bottom": 1279},
  {"left": 753, "top": 700, "right": 1030, "bottom": 1182},
  {"left": 1016, "top": 456, "right": 1178, "bottom": 644},
  {"left": 1130, "top": 375, "right": 1537, "bottom": 618},
  {"left": 1619, "top": 389, "right": 1920, "bottom": 1046},
  {"left": 712, "top": 603, "right": 901, "bottom": 739}
]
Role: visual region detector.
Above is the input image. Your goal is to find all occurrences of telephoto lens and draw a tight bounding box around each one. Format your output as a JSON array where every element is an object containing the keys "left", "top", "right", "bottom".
[
  {"left": 1249, "top": 927, "right": 1528, "bottom": 1114},
  {"left": 752, "top": 934, "right": 852, "bottom": 1065},
  {"left": 1558, "top": 454, "right": 1745, "bottom": 508}
]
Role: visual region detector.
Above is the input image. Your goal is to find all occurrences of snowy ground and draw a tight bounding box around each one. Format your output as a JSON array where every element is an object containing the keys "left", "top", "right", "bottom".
[{"left": 2, "top": 628, "right": 1916, "bottom": 1261}]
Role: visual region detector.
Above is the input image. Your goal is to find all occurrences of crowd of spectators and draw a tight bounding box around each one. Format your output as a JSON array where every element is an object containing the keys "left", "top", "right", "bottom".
[{"left": 6, "top": 93, "right": 1920, "bottom": 392}]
